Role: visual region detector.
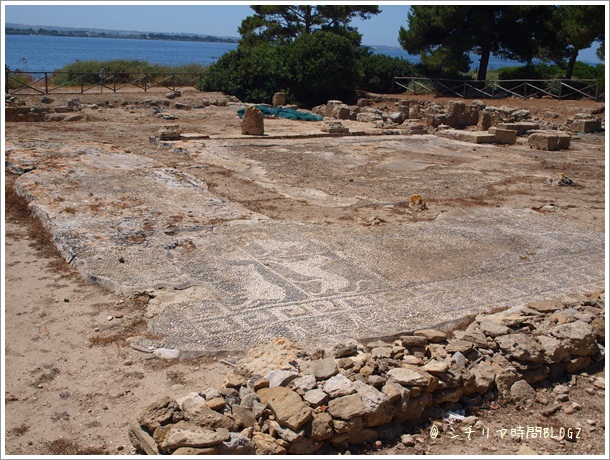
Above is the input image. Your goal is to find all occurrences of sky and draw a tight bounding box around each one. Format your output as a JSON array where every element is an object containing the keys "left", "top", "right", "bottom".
[
  {"left": 2, "top": 1, "right": 605, "bottom": 61},
  {"left": 3, "top": 1, "right": 412, "bottom": 47}
]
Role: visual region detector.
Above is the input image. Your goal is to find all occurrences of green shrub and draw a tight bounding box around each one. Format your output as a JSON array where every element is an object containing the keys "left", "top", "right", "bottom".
[
  {"left": 204, "top": 31, "right": 362, "bottom": 107},
  {"left": 498, "top": 63, "right": 562, "bottom": 80},
  {"left": 203, "top": 43, "right": 286, "bottom": 103},
  {"left": 498, "top": 62, "right": 604, "bottom": 81},
  {"left": 358, "top": 52, "right": 423, "bottom": 93}
]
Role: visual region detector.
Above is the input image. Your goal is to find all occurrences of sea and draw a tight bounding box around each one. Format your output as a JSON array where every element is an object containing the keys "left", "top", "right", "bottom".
[{"left": 5, "top": 34, "right": 530, "bottom": 74}]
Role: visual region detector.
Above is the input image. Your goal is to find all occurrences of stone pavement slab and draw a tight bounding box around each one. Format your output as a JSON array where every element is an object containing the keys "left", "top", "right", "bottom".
[{"left": 7, "top": 141, "right": 604, "bottom": 354}]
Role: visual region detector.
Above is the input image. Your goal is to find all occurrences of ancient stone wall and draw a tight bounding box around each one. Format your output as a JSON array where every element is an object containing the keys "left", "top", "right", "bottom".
[{"left": 130, "top": 291, "right": 604, "bottom": 455}]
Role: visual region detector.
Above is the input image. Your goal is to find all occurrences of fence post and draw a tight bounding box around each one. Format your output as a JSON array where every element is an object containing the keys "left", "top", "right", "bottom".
[
  {"left": 596, "top": 79, "right": 599, "bottom": 102},
  {"left": 45, "top": 72, "right": 48, "bottom": 93}
]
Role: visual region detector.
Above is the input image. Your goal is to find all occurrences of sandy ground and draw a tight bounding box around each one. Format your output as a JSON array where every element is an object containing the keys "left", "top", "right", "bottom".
[{"left": 3, "top": 88, "right": 607, "bottom": 456}]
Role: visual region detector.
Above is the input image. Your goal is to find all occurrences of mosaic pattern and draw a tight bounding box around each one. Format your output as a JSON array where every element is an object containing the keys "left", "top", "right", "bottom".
[{"left": 143, "top": 213, "right": 604, "bottom": 352}]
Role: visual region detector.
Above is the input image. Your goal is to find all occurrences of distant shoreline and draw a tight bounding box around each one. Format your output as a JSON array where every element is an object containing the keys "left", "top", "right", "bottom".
[{"left": 5, "top": 27, "right": 239, "bottom": 44}]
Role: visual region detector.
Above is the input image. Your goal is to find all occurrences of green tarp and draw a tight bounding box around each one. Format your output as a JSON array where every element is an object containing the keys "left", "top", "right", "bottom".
[{"left": 237, "top": 105, "right": 323, "bottom": 121}]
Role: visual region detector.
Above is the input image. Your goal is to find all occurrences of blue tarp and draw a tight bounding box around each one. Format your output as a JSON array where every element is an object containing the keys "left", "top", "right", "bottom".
[{"left": 237, "top": 105, "right": 323, "bottom": 121}]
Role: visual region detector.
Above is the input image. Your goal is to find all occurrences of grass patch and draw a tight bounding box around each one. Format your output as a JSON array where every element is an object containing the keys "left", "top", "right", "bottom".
[
  {"left": 6, "top": 71, "right": 35, "bottom": 90},
  {"left": 51, "top": 59, "right": 208, "bottom": 87}
]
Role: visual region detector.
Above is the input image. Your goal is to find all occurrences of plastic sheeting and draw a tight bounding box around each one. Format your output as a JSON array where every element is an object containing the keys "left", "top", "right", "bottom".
[{"left": 237, "top": 105, "right": 323, "bottom": 121}]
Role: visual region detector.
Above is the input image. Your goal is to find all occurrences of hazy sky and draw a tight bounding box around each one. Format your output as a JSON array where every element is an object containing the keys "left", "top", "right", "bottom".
[{"left": 3, "top": 2, "right": 412, "bottom": 47}]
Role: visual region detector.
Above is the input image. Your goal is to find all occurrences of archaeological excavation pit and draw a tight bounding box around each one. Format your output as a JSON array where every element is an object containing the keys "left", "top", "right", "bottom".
[{"left": 5, "top": 93, "right": 605, "bottom": 355}]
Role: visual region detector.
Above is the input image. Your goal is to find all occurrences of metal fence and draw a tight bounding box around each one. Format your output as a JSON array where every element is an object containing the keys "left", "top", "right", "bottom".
[
  {"left": 5, "top": 71, "right": 205, "bottom": 94},
  {"left": 393, "top": 77, "right": 604, "bottom": 101}
]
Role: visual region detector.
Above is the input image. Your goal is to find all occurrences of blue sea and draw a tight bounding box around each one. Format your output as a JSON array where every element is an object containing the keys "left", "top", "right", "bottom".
[{"left": 5, "top": 34, "right": 529, "bottom": 73}]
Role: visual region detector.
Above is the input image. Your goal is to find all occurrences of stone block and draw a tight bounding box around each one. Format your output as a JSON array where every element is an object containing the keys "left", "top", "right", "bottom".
[
  {"left": 334, "top": 106, "right": 352, "bottom": 120},
  {"left": 569, "top": 119, "right": 602, "bottom": 133},
  {"left": 497, "top": 122, "right": 540, "bottom": 136},
  {"left": 157, "top": 125, "right": 181, "bottom": 140},
  {"left": 528, "top": 131, "right": 571, "bottom": 151},
  {"left": 489, "top": 127, "right": 517, "bottom": 144},
  {"left": 241, "top": 106, "right": 264, "bottom": 136},
  {"left": 477, "top": 111, "right": 492, "bottom": 131},
  {"left": 128, "top": 423, "right": 160, "bottom": 455},
  {"left": 321, "top": 121, "right": 349, "bottom": 134},
  {"left": 439, "top": 129, "right": 496, "bottom": 144},
  {"left": 325, "top": 100, "right": 345, "bottom": 117},
  {"left": 272, "top": 92, "right": 286, "bottom": 107}
]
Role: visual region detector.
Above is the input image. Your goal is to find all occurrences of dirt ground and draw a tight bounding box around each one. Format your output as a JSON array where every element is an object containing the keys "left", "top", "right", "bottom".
[{"left": 3, "top": 88, "right": 607, "bottom": 456}]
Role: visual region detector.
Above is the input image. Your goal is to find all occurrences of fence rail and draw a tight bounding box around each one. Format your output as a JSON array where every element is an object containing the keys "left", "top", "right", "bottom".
[
  {"left": 6, "top": 71, "right": 604, "bottom": 102},
  {"left": 5, "top": 71, "right": 205, "bottom": 94},
  {"left": 393, "top": 77, "right": 604, "bottom": 101}
]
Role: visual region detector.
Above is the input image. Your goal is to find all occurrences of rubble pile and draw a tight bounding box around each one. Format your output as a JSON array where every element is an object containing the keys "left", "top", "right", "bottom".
[
  {"left": 5, "top": 95, "right": 84, "bottom": 122},
  {"left": 129, "top": 291, "right": 604, "bottom": 455}
]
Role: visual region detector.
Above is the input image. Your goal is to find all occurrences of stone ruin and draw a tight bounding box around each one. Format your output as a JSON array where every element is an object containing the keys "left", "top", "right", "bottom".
[
  {"left": 5, "top": 95, "right": 85, "bottom": 122},
  {"left": 5, "top": 92, "right": 603, "bottom": 151},
  {"left": 129, "top": 290, "right": 605, "bottom": 455},
  {"left": 315, "top": 96, "right": 604, "bottom": 150}
]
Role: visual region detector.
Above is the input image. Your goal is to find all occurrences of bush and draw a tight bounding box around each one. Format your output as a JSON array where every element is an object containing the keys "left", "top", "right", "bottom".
[
  {"left": 498, "top": 63, "right": 562, "bottom": 80},
  {"left": 203, "top": 43, "right": 286, "bottom": 103},
  {"left": 204, "top": 31, "right": 361, "bottom": 107},
  {"left": 358, "top": 52, "right": 423, "bottom": 93},
  {"left": 498, "top": 62, "right": 605, "bottom": 81}
]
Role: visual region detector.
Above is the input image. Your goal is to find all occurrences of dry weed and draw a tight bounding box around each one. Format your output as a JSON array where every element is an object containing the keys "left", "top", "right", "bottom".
[
  {"left": 8, "top": 424, "right": 30, "bottom": 436},
  {"left": 5, "top": 175, "right": 73, "bottom": 274},
  {"left": 46, "top": 439, "right": 108, "bottom": 455}
]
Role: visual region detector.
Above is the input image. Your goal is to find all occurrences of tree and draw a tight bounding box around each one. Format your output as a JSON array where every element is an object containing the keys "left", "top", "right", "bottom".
[
  {"left": 553, "top": 5, "right": 605, "bottom": 79},
  {"left": 398, "top": 5, "right": 560, "bottom": 80},
  {"left": 205, "top": 5, "right": 383, "bottom": 105},
  {"left": 238, "top": 5, "right": 380, "bottom": 46}
]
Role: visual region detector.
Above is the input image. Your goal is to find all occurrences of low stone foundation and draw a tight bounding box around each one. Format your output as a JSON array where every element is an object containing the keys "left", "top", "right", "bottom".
[{"left": 129, "top": 290, "right": 605, "bottom": 455}]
